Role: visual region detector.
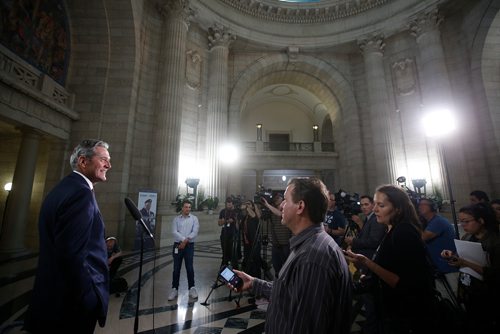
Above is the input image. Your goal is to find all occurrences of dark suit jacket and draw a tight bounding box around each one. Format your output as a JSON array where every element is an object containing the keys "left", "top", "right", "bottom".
[
  {"left": 24, "top": 172, "right": 109, "bottom": 332},
  {"left": 351, "top": 213, "right": 387, "bottom": 260}
]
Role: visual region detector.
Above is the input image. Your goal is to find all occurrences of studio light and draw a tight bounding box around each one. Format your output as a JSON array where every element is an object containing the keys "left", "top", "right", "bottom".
[
  {"left": 422, "top": 107, "right": 459, "bottom": 238},
  {"left": 219, "top": 143, "right": 240, "bottom": 165}
]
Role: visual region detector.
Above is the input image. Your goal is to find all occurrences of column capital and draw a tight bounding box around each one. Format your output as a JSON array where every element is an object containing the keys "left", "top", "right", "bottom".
[
  {"left": 358, "top": 34, "right": 385, "bottom": 55},
  {"left": 157, "top": 0, "right": 194, "bottom": 28},
  {"left": 408, "top": 8, "right": 443, "bottom": 38},
  {"left": 208, "top": 23, "right": 236, "bottom": 50}
]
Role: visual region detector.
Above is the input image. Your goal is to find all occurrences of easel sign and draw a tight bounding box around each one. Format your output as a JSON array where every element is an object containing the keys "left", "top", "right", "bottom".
[{"left": 137, "top": 191, "right": 157, "bottom": 235}]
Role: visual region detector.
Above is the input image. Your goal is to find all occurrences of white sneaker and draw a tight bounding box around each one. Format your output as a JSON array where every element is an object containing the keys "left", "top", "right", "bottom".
[
  {"left": 189, "top": 287, "right": 198, "bottom": 299},
  {"left": 168, "top": 288, "right": 178, "bottom": 301}
]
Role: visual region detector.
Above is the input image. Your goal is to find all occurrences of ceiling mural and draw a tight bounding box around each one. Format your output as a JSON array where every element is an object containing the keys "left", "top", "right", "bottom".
[{"left": 0, "top": 0, "right": 70, "bottom": 85}]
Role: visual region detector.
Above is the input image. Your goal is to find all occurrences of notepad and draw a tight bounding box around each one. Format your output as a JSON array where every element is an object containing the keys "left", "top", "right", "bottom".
[{"left": 454, "top": 239, "right": 487, "bottom": 280}]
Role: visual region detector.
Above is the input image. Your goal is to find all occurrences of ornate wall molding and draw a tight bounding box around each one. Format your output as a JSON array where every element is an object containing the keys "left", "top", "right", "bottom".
[
  {"left": 408, "top": 8, "right": 443, "bottom": 37},
  {"left": 0, "top": 46, "right": 77, "bottom": 119},
  {"left": 218, "top": 0, "right": 392, "bottom": 24},
  {"left": 392, "top": 58, "right": 417, "bottom": 96},
  {"left": 207, "top": 23, "right": 236, "bottom": 49},
  {"left": 185, "top": 49, "right": 202, "bottom": 90}
]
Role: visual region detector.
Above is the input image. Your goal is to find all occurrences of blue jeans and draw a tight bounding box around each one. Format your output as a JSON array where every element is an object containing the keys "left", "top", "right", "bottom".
[{"left": 172, "top": 242, "right": 195, "bottom": 289}]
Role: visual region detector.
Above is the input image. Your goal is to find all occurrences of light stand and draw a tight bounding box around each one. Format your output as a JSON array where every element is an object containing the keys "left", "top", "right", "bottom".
[
  {"left": 422, "top": 108, "right": 459, "bottom": 238},
  {"left": 438, "top": 143, "right": 459, "bottom": 238}
]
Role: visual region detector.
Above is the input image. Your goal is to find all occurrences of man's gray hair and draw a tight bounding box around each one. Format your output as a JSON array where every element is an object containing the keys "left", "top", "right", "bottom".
[{"left": 69, "top": 139, "right": 109, "bottom": 170}]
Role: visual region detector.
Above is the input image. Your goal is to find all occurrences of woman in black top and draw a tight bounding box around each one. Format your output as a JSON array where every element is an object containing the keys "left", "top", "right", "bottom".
[
  {"left": 441, "top": 203, "right": 500, "bottom": 333},
  {"left": 240, "top": 200, "right": 262, "bottom": 278},
  {"left": 345, "top": 185, "right": 435, "bottom": 334}
]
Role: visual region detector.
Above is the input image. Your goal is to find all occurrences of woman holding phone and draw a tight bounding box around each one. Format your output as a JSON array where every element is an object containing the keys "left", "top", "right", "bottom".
[{"left": 345, "top": 185, "right": 435, "bottom": 334}]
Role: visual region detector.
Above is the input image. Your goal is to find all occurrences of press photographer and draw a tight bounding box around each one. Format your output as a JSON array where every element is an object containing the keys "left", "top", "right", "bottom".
[
  {"left": 260, "top": 192, "right": 291, "bottom": 278},
  {"left": 240, "top": 200, "right": 262, "bottom": 279},
  {"left": 344, "top": 195, "right": 387, "bottom": 268},
  {"left": 218, "top": 197, "right": 240, "bottom": 266},
  {"left": 324, "top": 191, "right": 347, "bottom": 246}
]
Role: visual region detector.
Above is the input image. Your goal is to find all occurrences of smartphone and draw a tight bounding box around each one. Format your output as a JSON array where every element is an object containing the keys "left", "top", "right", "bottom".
[{"left": 219, "top": 266, "right": 243, "bottom": 289}]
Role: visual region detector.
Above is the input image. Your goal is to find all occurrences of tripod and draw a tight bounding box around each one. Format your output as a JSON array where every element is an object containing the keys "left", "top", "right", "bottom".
[{"left": 201, "top": 229, "right": 242, "bottom": 307}]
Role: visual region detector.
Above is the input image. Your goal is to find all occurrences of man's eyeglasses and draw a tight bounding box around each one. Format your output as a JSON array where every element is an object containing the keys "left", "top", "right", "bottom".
[{"left": 459, "top": 219, "right": 475, "bottom": 224}]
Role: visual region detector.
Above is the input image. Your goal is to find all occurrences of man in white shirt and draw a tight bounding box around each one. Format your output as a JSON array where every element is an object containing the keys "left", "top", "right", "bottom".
[{"left": 168, "top": 200, "right": 200, "bottom": 300}]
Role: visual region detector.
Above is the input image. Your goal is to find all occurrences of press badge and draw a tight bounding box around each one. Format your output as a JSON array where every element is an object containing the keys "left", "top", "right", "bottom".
[{"left": 174, "top": 247, "right": 179, "bottom": 254}]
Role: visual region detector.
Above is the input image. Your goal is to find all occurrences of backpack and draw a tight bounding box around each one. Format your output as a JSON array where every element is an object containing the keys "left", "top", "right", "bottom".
[{"left": 110, "top": 277, "right": 128, "bottom": 294}]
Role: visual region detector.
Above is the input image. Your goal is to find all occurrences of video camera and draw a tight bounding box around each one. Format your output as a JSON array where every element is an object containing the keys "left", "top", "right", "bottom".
[
  {"left": 254, "top": 185, "right": 274, "bottom": 221},
  {"left": 396, "top": 176, "right": 424, "bottom": 209},
  {"left": 335, "top": 189, "right": 362, "bottom": 218},
  {"left": 254, "top": 185, "right": 273, "bottom": 204}
]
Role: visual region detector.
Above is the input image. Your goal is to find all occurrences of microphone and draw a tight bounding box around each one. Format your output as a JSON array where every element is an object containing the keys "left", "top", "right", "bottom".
[{"left": 124, "top": 197, "right": 154, "bottom": 239}]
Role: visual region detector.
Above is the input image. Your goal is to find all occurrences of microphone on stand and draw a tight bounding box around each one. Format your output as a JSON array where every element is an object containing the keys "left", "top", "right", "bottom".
[
  {"left": 124, "top": 197, "right": 154, "bottom": 239},
  {"left": 124, "top": 197, "right": 155, "bottom": 334}
]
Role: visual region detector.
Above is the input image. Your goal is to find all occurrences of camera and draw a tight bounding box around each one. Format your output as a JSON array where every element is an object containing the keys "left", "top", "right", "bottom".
[
  {"left": 254, "top": 185, "right": 273, "bottom": 204},
  {"left": 254, "top": 185, "right": 274, "bottom": 220},
  {"left": 335, "top": 189, "right": 362, "bottom": 218}
]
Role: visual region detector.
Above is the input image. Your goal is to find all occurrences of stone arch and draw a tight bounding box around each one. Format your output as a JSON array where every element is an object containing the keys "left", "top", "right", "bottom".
[
  {"left": 228, "top": 53, "right": 365, "bottom": 191},
  {"left": 481, "top": 8, "right": 500, "bottom": 152},
  {"left": 66, "top": 0, "right": 141, "bottom": 242}
]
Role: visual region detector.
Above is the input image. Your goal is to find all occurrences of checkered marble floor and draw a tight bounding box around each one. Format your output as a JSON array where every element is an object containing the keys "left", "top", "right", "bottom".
[{"left": 0, "top": 240, "right": 365, "bottom": 334}]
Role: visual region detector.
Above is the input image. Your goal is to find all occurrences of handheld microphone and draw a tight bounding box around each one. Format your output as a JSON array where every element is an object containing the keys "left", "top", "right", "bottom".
[{"left": 124, "top": 197, "right": 154, "bottom": 239}]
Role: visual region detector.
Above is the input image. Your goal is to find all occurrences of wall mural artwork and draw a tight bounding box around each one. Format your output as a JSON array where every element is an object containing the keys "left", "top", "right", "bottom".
[{"left": 0, "top": 0, "right": 70, "bottom": 85}]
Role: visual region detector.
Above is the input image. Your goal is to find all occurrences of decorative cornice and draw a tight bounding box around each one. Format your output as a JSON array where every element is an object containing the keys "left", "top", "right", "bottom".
[
  {"left": 157, "top": 0, "right": 195, "bottom": 27},
  {"left": 218, "top": 0, "right": 392, "bottom": 24},
  {"left": 208, "top": 23, "right": 236, "bottom": 49},
  {"left": 408, "top": 8, "right": 443, "bottom": 37}
]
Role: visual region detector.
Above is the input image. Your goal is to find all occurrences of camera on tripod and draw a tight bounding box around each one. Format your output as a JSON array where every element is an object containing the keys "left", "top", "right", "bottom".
[
  {"left": 254, "top": 185, "right": 274, "bottom": 220},
  {"left": 335, "top": 189, "right": 362, "bottom": 218},
  {"left": 254, "top": 185, "right": 273, "bottom": 204}
]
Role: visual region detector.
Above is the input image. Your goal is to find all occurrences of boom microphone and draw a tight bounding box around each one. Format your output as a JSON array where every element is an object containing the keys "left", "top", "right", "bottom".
[{"left": 124, "top": 197, "right": 154, "bottom": 239}]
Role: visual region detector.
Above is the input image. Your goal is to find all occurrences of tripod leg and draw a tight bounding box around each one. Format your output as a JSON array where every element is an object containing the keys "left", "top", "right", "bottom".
[{"left": 201, "top": 261, "right": 226, "bottom": 306}]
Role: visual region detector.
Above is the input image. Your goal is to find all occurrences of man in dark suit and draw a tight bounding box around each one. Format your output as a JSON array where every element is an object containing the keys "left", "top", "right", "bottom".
[
  {"left": 24, "top": 139, "right": 112, "bottom": 334},
  {"left": 345, "top": 195, "right": 387, "bottom": 262},
  {"left": 344, "top": 194, "right": 386, "bottom": 334}
]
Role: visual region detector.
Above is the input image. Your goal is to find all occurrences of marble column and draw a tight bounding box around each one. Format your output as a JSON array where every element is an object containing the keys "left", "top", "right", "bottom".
[
  {"left": 409, "top": 8, "right": 452, "bottom": 107},
  {"left": 359, "top": 35, "right": 396, "bottom": 186},
  {"left": 154, "top": 0, "right": 193, "bottom": 213},
  {"left": 409, "top": 8, "right": 467, "bottom": 202},
  {"left": 0, "top": 130, "right": 40, "bottom": 254},
  {"left": 206, "top": 23, "right": 235, "bottom": 198}
]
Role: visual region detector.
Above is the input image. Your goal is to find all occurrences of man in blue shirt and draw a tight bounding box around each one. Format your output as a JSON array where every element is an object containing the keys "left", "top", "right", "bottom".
[
  {"left": 168, "top": 200, "right": 200, "bottom": 300},
  {"left": 418, "top": 198, "right": 457, "bottom": 274}
]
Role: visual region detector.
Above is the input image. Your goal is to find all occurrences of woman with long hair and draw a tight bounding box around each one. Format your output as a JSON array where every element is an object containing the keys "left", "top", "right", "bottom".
[
  {"left": 345, "top": 185, "right": 435, "bottom": 333},
  {"left": 441, "top": 202, "right": 500, "bottom": 332}
]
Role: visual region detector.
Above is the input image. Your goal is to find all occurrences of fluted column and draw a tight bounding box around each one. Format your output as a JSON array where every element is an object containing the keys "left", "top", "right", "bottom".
[
  {"left": 0, "top": 130, "right": 40, "bottom": 254},
  {"left": 359, "top": 35, "right": 396, "bottom": 186},
  {"left": 409, "top": 8, "right": 452, "bottom": 107},
  {"left": 206, "top": 23, "right": 235, "bottom": 198},
  {"left": 154, "top": 0, "right": 193, "bottom": 213},
  {"left": 409, "top": 8, "right": 466, "bottom": 201}
]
